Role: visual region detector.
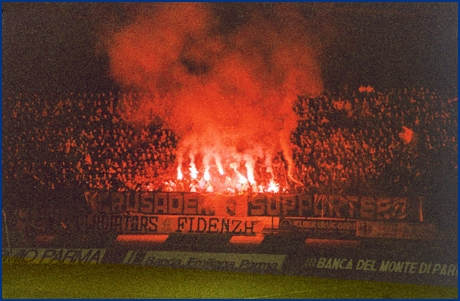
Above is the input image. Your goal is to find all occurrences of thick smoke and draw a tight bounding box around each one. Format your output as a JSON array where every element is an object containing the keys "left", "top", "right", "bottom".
[{"left": 104, "top": 3, "right": 323, "bottom": 185}]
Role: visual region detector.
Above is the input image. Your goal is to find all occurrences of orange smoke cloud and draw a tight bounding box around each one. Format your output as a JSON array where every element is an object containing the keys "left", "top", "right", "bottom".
[{"left": 104, "top": 3, "right": 323, "bottom": 185}]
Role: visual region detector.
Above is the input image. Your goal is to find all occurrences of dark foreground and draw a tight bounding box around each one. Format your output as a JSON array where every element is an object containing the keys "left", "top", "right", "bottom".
[{"left": 2, "top": 262, "right": 457, "bottom": 299}]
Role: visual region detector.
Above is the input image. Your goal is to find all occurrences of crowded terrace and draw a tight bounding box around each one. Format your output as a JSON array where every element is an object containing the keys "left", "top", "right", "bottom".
[{"left": 2, "top": 87, "right": 457, "bottom": 200}]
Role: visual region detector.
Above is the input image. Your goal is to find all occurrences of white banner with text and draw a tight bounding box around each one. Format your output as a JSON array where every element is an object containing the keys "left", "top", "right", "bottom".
[
  {"left": 2, "top": 248, "right": 106, "bottom": 264},
  {"left": 122, "top": 250, "right": 286, "bottom": 273}
]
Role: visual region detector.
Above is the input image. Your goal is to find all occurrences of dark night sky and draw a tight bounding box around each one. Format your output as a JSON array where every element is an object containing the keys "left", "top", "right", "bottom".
[{"left": 2, "top": 2, "right": 458, "bottom": 94}]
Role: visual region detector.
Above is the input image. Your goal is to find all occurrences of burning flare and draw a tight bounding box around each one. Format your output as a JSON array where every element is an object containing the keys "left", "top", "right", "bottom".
[{"left": 103, "top": 3, "right": 323, "bottom": 194}]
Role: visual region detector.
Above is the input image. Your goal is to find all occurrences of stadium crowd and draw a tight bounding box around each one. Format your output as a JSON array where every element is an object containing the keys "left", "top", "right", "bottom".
[
  {"left": 291, "top": 87, "right": 457, "bottom": 196},
  {"left": 3, "top": 87, "right": 457, "bottom": 200}
]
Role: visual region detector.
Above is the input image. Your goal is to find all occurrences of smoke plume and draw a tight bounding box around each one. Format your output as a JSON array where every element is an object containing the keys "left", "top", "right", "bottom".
[{"left": 103, "top": 3, "right": 323, "bottom": 185}]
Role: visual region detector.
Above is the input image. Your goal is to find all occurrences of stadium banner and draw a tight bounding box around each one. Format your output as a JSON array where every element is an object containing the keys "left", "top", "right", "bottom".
[
  {"left": 84, "top": 191, "right": 249, "bottom": 216},
  {"left": 247, "top": 194, "right": 411, "bottom": 220},
  {"left": 122, "top": 250, "right": 286, "bottom": 273},
  {"left": 85, "top": 191, "right": 418, "bottom": 221},
  {"left": 279, "top": 218, "right": 356, "bottom": 237},
  {"left": 2, "top": 248, "right": 106, "bottom": 264},
  {"left": 90, "top": 213, "right": 276, "bottom": 235},
  {"left": 355, "top": 221, "right": 436, "bottom": 240},
  {"left": 289, "top": 253, "right": 457, "bottom": 287}
]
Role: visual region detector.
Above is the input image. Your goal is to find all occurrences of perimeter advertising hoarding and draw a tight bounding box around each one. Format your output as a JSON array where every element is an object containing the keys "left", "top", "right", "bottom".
[
  {"left": 291, "top": 253, "right": 457, "bottom": 287},
  {"left": 122, "top": 250, "right": 286, "bottom": 273},
  {"left": 2, "top": 248, "right": 106, "bottom": 264},
  {"left": 3, "top": 246, "right": 455, "bottom": 286}
]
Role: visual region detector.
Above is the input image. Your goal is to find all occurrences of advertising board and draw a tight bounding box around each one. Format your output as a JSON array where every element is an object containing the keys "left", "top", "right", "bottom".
[
  {"left": 2, "top": 248, "right": 106, "bottom": 264},
  {"left": 293, "top": 254, "right": 457, "bottom": 286},
  {"left": 122, "top": 250, "right": 287, "bottom": 273}
]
